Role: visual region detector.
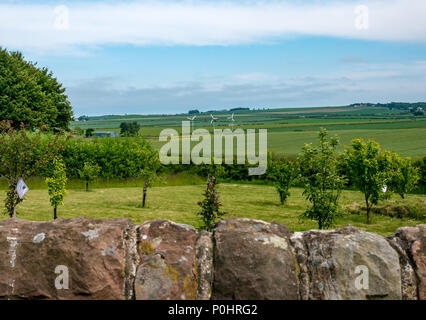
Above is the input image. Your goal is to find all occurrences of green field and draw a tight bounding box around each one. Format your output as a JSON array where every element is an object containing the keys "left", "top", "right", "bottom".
[
  {"left": 72, "top": 106, "right": 426, "bottom": 157},
  {"left": 2, "top": 183, "right": 425, "bottom": 236}
]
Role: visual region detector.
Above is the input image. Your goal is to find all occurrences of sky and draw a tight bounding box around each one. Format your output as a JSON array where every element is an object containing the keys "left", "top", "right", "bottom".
[{"left": 0, "top": 0, "right": 425, "bottom": 116}]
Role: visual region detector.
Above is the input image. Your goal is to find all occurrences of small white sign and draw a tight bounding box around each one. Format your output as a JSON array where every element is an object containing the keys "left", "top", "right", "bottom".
[
  {"left": 382, "top": 185, "right": 388, "bottom": 193},
  {"left": 16, "top": 178, "right": 29, "bottom": 199}
]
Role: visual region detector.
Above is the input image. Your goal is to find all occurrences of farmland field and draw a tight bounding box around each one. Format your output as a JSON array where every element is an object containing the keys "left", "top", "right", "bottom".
[{"left": 72, "top": 105, "right": 426, "bottom": 157}]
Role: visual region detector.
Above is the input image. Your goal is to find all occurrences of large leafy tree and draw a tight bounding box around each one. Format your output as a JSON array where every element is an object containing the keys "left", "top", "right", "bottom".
[
  {"left": 298, "top": 128, "right": 345, "bottom": 229},
  {"left": 0, "top": 47, "right": 73, "bottom": 130},
  {"left": 343, "top": 139, "right": 391, "bottom": 223}
]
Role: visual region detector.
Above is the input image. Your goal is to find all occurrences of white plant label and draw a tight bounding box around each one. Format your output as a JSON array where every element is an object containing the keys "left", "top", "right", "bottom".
[{"left": 16, "top": 178, "right": 29, "bottom": 199}]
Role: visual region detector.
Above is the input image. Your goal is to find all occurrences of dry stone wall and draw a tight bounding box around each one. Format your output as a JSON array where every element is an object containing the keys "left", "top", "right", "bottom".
[{"left": 0, "top": 217, "right": 424, "bottom": 300}]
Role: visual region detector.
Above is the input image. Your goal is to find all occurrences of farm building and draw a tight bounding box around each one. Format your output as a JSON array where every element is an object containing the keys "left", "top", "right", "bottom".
[{"left": 92, "top": 131, "right": 119, "bottom": 138}]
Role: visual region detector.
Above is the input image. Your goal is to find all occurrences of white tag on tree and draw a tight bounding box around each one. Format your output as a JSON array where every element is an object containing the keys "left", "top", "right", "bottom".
[
  {"left": 16, "top": 178, "right": 29, "bottom": 199},
  {"left": 382, "top": 185, "right": 388, "bottom": 193}
]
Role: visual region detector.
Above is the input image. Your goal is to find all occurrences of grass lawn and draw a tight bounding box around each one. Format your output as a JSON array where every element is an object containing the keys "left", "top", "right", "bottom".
[{"left": 2, "top": 184, "right": 425, "bottom": 236}]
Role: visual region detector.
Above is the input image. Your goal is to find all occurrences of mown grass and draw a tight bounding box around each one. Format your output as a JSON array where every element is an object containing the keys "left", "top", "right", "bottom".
[
  {"left": 1, "top": 183, "right": 424, "bottom": 236},
  {"left": 0, "top": 172, "right": 205, "bottom": 190}
]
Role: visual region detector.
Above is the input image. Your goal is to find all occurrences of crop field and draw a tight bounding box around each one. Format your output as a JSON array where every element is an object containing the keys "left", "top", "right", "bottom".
[
  {"left": 2, "top": 183, "right": 425, "bottom": 236},
  {"left": 72, "top": 106, "right": 426, "bottom": 157}
]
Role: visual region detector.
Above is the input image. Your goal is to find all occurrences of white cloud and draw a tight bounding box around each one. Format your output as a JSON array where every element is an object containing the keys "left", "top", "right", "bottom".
[
  {"left": 0, "top": 0, "right": 425, "bottom": 53},
  {"left": 66, "top": 59, "right": 426, "bottom": 115}
]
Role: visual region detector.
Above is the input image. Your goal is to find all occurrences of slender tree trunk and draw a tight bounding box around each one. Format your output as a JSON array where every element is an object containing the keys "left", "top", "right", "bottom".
[
  {"left": 12, "top": 205, "right": 16, "bottom": 219},
  {"left": 86, "top": 180, "right": 89, "bottom": 192},
  {"left": 400, "top": 193, "right": 405, "bottom": 199},
  {"left": 142, "top": 181, "right": 148, "bottom": 208},
  {"left": 54, "top": 206, "right": 57, "bottom": 220},
  {"left": 365, "top": 195, "right": 370, "bottom": 224}
]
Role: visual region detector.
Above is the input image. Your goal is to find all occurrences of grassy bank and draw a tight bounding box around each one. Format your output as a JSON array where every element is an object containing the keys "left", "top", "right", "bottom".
[{"left": 1, "top": 184, "right": 424, "bottom": 236}]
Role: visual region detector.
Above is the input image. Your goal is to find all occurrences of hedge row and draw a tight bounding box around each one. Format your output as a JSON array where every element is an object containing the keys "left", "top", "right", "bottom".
[{"left": 30, "top": 137, "right": 426, "bottom": 193}]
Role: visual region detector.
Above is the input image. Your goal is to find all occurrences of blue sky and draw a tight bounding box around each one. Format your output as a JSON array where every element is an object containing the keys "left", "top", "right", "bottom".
[{"left": 1, "top": 0, "right": 425, "bottom": 116}]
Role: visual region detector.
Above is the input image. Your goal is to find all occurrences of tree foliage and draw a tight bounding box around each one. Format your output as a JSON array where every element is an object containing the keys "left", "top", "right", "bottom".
[
  {"left": 73, "top": 126, "right": 84, "bottom": 136},
  {"left": 120, "top": 122, "right": 141, "bottom": 137},
  {"left": 0, "top": 48, "right": 73, "bottom": 130},
  {"left": 298, "top": 128, "right": 345, "bottom": 229},
  {"left": 61, "top": 137, "right": 158, "bottom": 179},
  {"left": 0, "top": 120, "right": 68, "bottom": 217},
  {"left": 85, "top": 128, "right": 95, "bottom": 137},
  {"left": 78, "top": 162, "right": 101, "bottom": 191},
  {"left": 343, "top": 139, "right": 391, "bottom": 223},
  {"left": 46, "top": 157, "right": 67, "bottom": 219},
  {"left": 267, "top": 155, "right": 298, "bottom": 205},
  {"left": 197, "top": 175, "right": 226, "bottom": 231},
  {"left": 388, "top": 154, "right": 420, "bottom": 199}
]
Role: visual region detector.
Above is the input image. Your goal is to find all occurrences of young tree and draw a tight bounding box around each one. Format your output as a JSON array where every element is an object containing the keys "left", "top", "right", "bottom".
[
  {"left": 139, "top": 149, "right": 161, "bottom": 208},
  {"left": 298, "top": 128, "right": 345, "bottom": 229},
  {"left": 45, "top": 157, "right": 67, "bottom": 219},
  {"left": 267, "top": 156, "right": 298, "bottom": 205},
  {"left": 197, "top": 175, "right": 226, "bottom": 231},
  {"left": 0, "top": 120, "right": 68, "bottom": 217},
  {"left": 78, "top": 162, "right": 100, "bottom": 191},
  {"left": 388, "top": 154, "right": 419, "bottom": 199},
  {"left": 344, "top": 139, "right": 391, "bottom": 223}
]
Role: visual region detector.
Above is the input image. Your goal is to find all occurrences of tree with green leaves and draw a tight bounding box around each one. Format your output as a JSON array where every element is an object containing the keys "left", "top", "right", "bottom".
[
  {"left": 0, "top": 47, "right": 73, "bottom": 130},
  {"left": 267, "top": 155, "right": 298, "bottom": 205},
  {"left": 120, "top": 122, "right": 141, "bottom": 137},
  {"left": 78, "top": 162, "right": 100, "bottom": 192},
  {"left": 197, "top": 175, "right": 227, "bottom": 231},
  {"left": 46, "top": 157, "right": 67, "bottom": 219},
  {"left": 85, "top": 128, "right": 95, "bottom": 138},
  {"left": 0, "top": 120, "right": 68, "bottom": 217},
  {"left": 388, "top": 154, "right": 419, "bottom": 199},
  {"left": 343, "top": 139, "right": 391, "bottom": 223},
  {"left": 413, "top": 156, "right": 426, "bottom": 193},
  {"left": 298, "top": 128, "right": 345, "bottom": 229}
]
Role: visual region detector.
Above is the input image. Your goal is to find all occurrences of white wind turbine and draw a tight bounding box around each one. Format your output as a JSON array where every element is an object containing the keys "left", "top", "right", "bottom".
[
  {"left": 228, "top": 113, "right": 236, "bottom": 130},
  {"left": 187, "top": 115, "right": 197, "bottom": 132},
  {"left": 210, "top": 114, "right": 219, "bottom": 129}
]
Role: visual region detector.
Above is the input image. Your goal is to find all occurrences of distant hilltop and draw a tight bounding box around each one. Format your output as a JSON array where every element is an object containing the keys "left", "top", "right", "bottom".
[
  {"left": 350, "top": 102, "right": 426, "bottom": 110},
  {"left": 75, "top": 102, "right": 426, "bottom": 121}
]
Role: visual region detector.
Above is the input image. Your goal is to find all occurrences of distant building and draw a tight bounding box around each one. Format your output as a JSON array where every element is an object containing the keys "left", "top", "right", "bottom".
[{"left": 92, "top": 131, "right": 119, "bottom": 138}]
